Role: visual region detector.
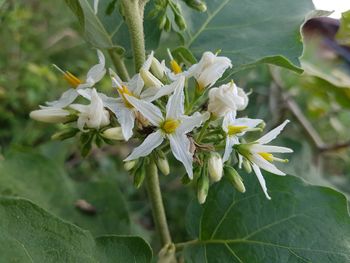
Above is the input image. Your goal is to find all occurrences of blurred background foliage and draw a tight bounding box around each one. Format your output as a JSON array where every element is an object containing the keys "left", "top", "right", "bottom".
[{"left": 0, "top": 0, "right": 350, "bottom": 250}]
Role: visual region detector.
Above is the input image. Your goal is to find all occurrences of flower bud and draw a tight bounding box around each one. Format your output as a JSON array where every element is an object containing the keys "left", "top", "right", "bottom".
[
  {"left": 134, "top": 167, "right": 146, "bottom": 188},
  {"left": 51, "top": 128, "right": 79, "bottom": 141},
  {"left": 140, "top": 68, "right": 163, "bottom": 89},
  {"left": 30, "top": 108, "right": 71, "bottom": 123},
  {"left": 197, "top": 173, "right": 209, "bottom": 204},
  {"left": 208, "top": 152, "right": 223, "bottom": 182},
  {"left": 242, "top": 159, "right": 252, "bottom": 174},
  {"left": 174, "top": 13, "right": 187, "bottom": 30},
  {"left": 156, "top": 156, "right": 170, "bottom": 176},
  {"left": 124, "top": 160, "right": 137, "bottom": 171},
  {"left": 101, "top": 127, "right": 125, "bottom": 141},
  {"left": 183, "top": 0, "right": 207, "bottom": 12},
  {"left": 224, "top": 166, "right": 246, "bottom": 193},
  {"left": 151, "top": 57, "right": 165, "bottom": 80}
]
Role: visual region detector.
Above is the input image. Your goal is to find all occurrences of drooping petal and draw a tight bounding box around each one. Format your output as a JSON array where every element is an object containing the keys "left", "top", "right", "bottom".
[
  {"left": 166, "top": 76, "right": 185, "bottom": 119},
  {"left": 250, "top": 154, "right": 286, "bottom": 176},
  {"left": 250, "top": 144, "right": 293, "bottom": 153},
  {"left": 46, "top": 89, "right": 78, "bottom": 108},
  {"left": 252, "top": 163, "right": 271, "bottom": 200},
  {"left": 169, "top": 132, "right": 193, "bottom": 179},
  {"left": 178, "top": 112, "right": 210, "bottom": 134},
  {"left": 257, "top": 120, "right": 290, "bottom": 144},
  {"left": 223, "top": 136, "right": 238, "bottom": 163},
  {"left": 114, "top": 107, "right": 135, "bottom": 141},
  {"left": 124, "top": 130, "right": 164, "bottom": 161},
  {"left": 125, "top": 95, "right": 163, "bottom": 126}
]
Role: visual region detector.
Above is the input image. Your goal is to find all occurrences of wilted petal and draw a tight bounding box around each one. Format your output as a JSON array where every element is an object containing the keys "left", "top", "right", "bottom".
[
  {"left": 178, "top": 112, "right": 210, "bottom": 134},
  {"left": 125, "top": 95, "right": 163, "bottom": 126},
  {"left": 169, "top": 132, "right": 193, "bottom": 179},
  {"left": 223, "top": 136, "right": 238, "bottom": 163},
  {"left": 250, "top": 154, "right": 286, "bottom": 176},
  {"left": 252, "top": 163, "right": 271, "bottom": 200},
  {"left": 257, "top": 120, "right": 290, "bottom": 144},
  {"left": 46, "top": 89, "right": 78, "bottom": 108},
  {"left": 124, "top": 130, "right": 164, "bottom": 161},
  {"left": 250, "top": 145, "right": 293, "bottom": 153},
  {"left": 166, "top": 76, "right": 185, "bottom": 119}
]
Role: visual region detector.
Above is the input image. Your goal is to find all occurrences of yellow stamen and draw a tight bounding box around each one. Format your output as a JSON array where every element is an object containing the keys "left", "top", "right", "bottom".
[
  {"left": 259, "top": 152, "right": 274, "bottom": 162},
  {"left": 227, "top": 125, "right": 248, "bottom": 136},
  {"left": 118, "top": 85, "right": 134, "bottom": 108},
  {"left": 63, "top": 71, "right": 81, "bottom": 88},
  {"left": 161, "top": 119, "right": 180, "bottom": 134},
  {"left": 170, "top": 60, "right": 182, "bottom": 74}
]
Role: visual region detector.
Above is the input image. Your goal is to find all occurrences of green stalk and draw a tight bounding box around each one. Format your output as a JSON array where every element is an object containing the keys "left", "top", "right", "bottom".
[
  {"left": 145, "top": 160, "right": 172, "bottom": 246},
  {"left": 108, "top": 49, "right": 130, "bottom": 81}
]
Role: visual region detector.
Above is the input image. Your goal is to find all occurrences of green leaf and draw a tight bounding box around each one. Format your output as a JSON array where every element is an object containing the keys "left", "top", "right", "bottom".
[
  {"left": 336, "top": 10, "right": 350, "bottom": 46},
  {"left": 0, "top": 151, "right": 130, "bottom": 236},
  {"left": 0, "top": 197, "right": 152, "bottom": 262},
  {"left": 184, "top": 174, "right": 350, "bottom": 262},
  {"left": 180, "top": 0, "right": 315, "bottom": 73}
]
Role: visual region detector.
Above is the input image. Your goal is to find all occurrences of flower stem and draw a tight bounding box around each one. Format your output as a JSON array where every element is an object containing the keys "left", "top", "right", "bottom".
[
  {"left": 145, "top": 160, "right": 172, "bottom": 246},
  {"left": 108, "top": 49, "right": 130, "bottom": 81},
  {"left": 196, "top": 116, "right": 212, "bottom": 142},
  {"left": 121, "top": 0, "right": 146, "bottom": 72}
]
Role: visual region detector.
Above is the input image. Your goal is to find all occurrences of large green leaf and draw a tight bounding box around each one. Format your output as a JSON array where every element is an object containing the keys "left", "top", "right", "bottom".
[
  {"left": 180, "top": 0, "right": 315, "bottom": 73},
  {"left": 0, "top": 151, "right": 130, "bottom": 236},
  {"left": 184, "top": 174, "right": 350, "bottom": 262},
  {"left": 0, "top": 197, "right": 152, "bottom": 262}
]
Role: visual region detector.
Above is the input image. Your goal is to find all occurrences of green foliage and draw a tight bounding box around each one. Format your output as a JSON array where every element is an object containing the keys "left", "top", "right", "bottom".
[
  {"left": 336, "top": 10, "right": 350, "bottom": 46},
  {"left": 184, "top": 174, "right": 350, "bottom": 262},
  {"left": 0, "top": 197, "right": 152, "bottom": 262},
  {"left": 0, "top": 151, "right": 130, "bottom": 236}
]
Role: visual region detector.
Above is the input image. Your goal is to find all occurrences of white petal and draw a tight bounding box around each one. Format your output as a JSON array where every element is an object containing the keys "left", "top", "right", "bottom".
[
  {"left": 142, "top": 51, "right": 154, "bottom": 71},
  {"left": 238, "top": 154, "right": 243, "bottom": 169},
  {"left": 166, "top": 76, "right": 185, "bottom": 119},
  {"left": 93, "top": 0, "right": 99, "bottom": 14},
  {"left": 169, "top": 133, "right": 194, "bottom": 179},
  {"left": 69, "top": 103, "right": 89, "bottom": 113},
  {"left": 125, "top": 95, "right": 163, "bottom": 126},
  {"left": 109, "top": 68, "right": 123, "bottom": 88},
  {"left": 84, "top": 50, "right": 106, "bottom": 85},
  {"left": 233, "top": 118, "right": 263, "bottom": 129},
  {"left": 257, "top": 120, "right": 290, "bottom": 144},
  {"left": 250, "top": 145, "right": 293, "bottom": 153},
  {"left": 140, "top": 87, "right": 159, "bottom": 101},
  {"left": 115, "top": 108, "right": 135, "bottom": 141},
  {"left": 124, "top": 130, "right": 164, "bottom": 161},
  {"left": 148, "top": 77, "right": 181, "bottom": 102},
  {"left": 252, "top": 163, "right": 271, "bottom": 200},
  {"left": 222, "top": 111, "right": 236, "bottom": 133},
  {"left": 129, "top": 73, "right": 144, "bottom": 96},
  {"left": 46, "top": 89, "right": 78, "bottom": 108},
  {"left": 250, "top": 154, "right": 286, "bottom": 176},
  {"left": 178, "top": 112, "right": 210, "bottom": 134},
  {"left": 223, "top": 137, "right": 237, "bottom": 163}
]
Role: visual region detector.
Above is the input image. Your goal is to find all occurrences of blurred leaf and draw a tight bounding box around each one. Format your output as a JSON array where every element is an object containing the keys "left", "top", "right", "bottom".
[
  {"left": 0, "top": 151, "right": 130, "bottom": 236},
  {"left": 178, "top": 0, "right": 314, "bottom": 73},
  {"left": 0, "top": 197, "right": 152, "bottom": 262},
  {"left": 185, "top": 174, "right": 350, "bottom": 262},
  {"left": 336, "top": 10, "right": 350, "bottom": 46}
]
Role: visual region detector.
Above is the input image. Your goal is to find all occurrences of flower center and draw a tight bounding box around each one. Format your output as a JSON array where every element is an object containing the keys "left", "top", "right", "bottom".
[
  {"left": 161, "top": 119, "right": 180, "bottom": 134},
  {"left": 227, "top": 125, "right": 248, "bottom": 136},
  {"left": 63, "top": 71, "right": 81, "bottom": 88},
  {"left": 118, "top": 85, "right": 134, "bottom": 108},
  {"left": 258, "top": 152, "right": 288, "bottom": 163},
  {"left": 170, "top": 60, "right": 182, "bottom": 74}
]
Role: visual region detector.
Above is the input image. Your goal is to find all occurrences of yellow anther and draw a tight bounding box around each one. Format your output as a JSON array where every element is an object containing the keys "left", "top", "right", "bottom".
[
  {"left": 227, "top": 125, "right": 248, "bottom": 136},
  {"left": 161, "top": 119, "right": 180, "bottom": 134},
  {"left": 170, "top": 60, "right": 182, "bottom": 74},
  {"left": 118, "top": 85, "right": 134, "bottom": 108},
  {"left": 63, "top": 71, "right": 81, "bottom": 88},
  {"left": 259, "top": 152, "right": 274, "bottom": 162}
]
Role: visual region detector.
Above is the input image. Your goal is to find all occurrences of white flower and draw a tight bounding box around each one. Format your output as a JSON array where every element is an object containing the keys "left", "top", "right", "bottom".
[
  {"left": 236, "top": 120, "right": 293, "bottom": 199},
  {"left": 70, "top": 88, "right": 110, "bottom": 131},
  {"left": 94, "top": 0, "right": 99, "bottom": 14},
  {"left": 123, "top": 76, "right": 210, "bottom": 178},
  {"left": 208, "top": 81, "right": 248, "bottom": 117},
  {"left": 47, "top": 50, "right": 106, "bottom": 108},
  {"left": 29, "top": 107, "right": 71, "bottom": 123},
  {"left": 222, "top": 111, "right": 263, "bottom": 162},
  {"left": 187, "top": 51, "right": 232, "bottom": 91},
  {"left": 208, "top": 152, "right": 223, "bottom": 182}
]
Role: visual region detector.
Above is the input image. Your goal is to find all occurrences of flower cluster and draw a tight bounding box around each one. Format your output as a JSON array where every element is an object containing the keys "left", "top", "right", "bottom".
[{"left": 30, "top": 49, "right": 292, "bottom": 202}]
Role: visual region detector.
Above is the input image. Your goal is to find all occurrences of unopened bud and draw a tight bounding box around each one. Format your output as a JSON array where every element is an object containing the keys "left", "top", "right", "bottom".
[
  {"left": 30, "top": 108, "right": 71, "bottom": 123},
  {"left": 197, "top": 173, "right": 209, "bottom": 204},
  {"left": 183, "top": 0, "right": 207, "bottom": 12},
  {"left": 159, "top": 15, "right": 167, "bottom": 30},
  {"left": 124, "top": 160, "right": 137, "bottom": 171},
  {"left": 174, "top": 13, "right": 187, "bottom": 30},
  {"left": 208, "top": 152, "right": 223, "bottom": 182},
  {"left": 140, "top": 68, "right": 163, "bottom": 89},
  {"left": 134, "top": 167, "right": 145, "bottom": 188},
  {"left": 156, "top": 157, "right": 170, "bottom": 176},
  {"left": 164, "top": 16, "right": 171, "bottom": 32},
  {"left": 151, "top": 57, "right": 165, "bottom": 80},
  {"left": 101, "top": 127, "right": 124, "bottom": 141},
  {"left": 257, "top": 121, "right": 266, "bottom": 131},
  {"left": 51, "top": 128, "right": 79, "bottom": 140},
  {"left": 224, "top": 166, "right": 246, "bottom": 193},
  {"left": 242, "top": 159, "right": 252, "bottom": 174}
]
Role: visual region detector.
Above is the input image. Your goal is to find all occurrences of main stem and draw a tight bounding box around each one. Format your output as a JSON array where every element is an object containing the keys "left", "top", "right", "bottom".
[
  {"left": 145, "top": 161, "right": 172, "bottom": 246},
  {"left": 121, "top": 0, "right": 146, "bottom": 72},
  {"left": 108, "top": 49, "right": 130, "bottom": 81}
]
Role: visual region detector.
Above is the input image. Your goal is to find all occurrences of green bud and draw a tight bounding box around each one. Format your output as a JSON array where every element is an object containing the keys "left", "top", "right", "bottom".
[
  {"left": 183, "top": 0, "right": 207, "bottom": 12},
  {"left": 156, "top": 157, "right": 170, "bottom": 176},
  {"left": 133, "top": 167, "right": 146, "bottom": 188},
  {"left": 124, "top": 160, "right": 137, "bottom": 171},
  {"left": 174, "top": 13, "right": 187, "bottom": 30},
  {"left": 101, "top": 127, "right": 124, "bottom": 141},
  {"left": 242, "top": 159, "right": 252, "bottom": 174},
  {"left": 51, "top": 128, "right": 79, "bottom": 141},
  {"left": 197, "top": 173, "right": 209, "bottom": 204},
  {"left": 224, "top": 166, "right": 246, "bottom": 193},
  {"left": 159, "top": 15, "right": 167, "bottom": 30},
  {"left": 208, "top": 152, "right": 223, "bottom": 182},
  {"left": 164, "top": 16, "right": 171, "bottom": 32}
]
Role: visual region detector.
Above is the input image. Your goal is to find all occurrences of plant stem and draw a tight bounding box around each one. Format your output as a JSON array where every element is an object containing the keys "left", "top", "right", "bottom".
[
  {"left": 145, "top": 160, "right": 172, "bottom": 246},
  {"left": 121, "top": 0, "right": 146, "bottom": 72},
  {"left": 108, "top": 49, "right": 130, "bottom": 81},
  {"left": 196, "top": 116, "right": 212, "bottom": 142},
  {"left": 175, "top": 239, "right": 199, "bottom": 251}
]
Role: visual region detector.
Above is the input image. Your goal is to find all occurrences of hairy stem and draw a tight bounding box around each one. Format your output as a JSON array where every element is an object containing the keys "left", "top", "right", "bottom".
[
  {"left": 108, "top": 49, "right": 130, "bottom": 81},
  {"left": 121, "top": 0, "right": 146, "bottom": 72},
  {"left": 146, "top": 160, "right": 172, "bottom": 246}
]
